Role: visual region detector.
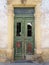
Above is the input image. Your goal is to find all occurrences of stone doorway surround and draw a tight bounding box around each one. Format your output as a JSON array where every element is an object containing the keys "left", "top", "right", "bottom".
[{"left": 7, "top": 0, "right": 41, "bottom": 61}]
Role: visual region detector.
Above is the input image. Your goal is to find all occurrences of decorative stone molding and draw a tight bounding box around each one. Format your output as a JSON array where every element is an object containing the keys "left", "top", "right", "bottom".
[
  {"left": 7, "top": 0, "right": 41, "bottom": 5},
  {"left": 21, "top": 0, "right": 27, "bottom": 4}
]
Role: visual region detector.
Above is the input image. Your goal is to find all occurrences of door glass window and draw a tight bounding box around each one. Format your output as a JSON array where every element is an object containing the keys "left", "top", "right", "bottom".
[
  {"left": 16, "top": 22, "right": 21, "bottom": 36},
  {"left": 27, "top": 23, "right": 32, "bottom": 36}
]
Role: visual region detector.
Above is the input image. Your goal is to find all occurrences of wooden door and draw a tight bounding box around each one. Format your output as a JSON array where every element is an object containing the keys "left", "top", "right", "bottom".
[{"left": 14, "top": 8, "right": 35, "bottom": 60}]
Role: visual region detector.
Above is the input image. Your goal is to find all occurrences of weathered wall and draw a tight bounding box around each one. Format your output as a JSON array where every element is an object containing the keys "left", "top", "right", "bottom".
[
  {"left": 0, "top": 0, "right": 8, "bottom": 62},
  {"left": 41, "top": 0, "right": 49, "bottom": 49},
  {"left": 0, "top": 0, "right": 7, "bottom": 48},
  {"left": 40, "top": 0, "right": 49, "bottom": 62},
  {"left": 0, "top": 0, "right": 49, "bottom": 62}
]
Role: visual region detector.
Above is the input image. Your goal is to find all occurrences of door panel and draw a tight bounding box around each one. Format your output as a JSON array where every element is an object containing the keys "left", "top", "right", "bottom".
[
  {"left": 14, "top": 17, "right": 24, "bottom": 60},
  {"left": 14, "top": 8, "right": 35, "bottom": 60},
  {"left": 24, "top": 17, "right": 35, "bottom": 55}
]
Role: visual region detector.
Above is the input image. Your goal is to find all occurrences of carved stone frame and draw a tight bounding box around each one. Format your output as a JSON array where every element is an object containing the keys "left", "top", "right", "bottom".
[{"left": 7, "top": 0, "right": 41, "bottom": 60}]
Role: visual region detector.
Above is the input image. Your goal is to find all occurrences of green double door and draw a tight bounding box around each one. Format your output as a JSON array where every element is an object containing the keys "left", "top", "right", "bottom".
[{"left": 14, "top": 8, "right": 35, "bottom": 60}]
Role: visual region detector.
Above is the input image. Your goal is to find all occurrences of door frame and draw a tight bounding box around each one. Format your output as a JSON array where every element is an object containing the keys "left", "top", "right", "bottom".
[{"left": 7, "top": 0, "right": 41, "bottom": 60}]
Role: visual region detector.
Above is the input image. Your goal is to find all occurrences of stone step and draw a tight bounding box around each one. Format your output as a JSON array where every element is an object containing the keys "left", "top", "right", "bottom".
[{"left": 14, "top": 60, "right": 33, "bottom": 63}]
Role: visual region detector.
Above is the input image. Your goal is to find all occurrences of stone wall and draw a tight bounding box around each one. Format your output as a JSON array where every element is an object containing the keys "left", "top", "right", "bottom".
[
  {"left": 0, "top": 0, "right": 49, "bottom": 62},
  {"left": 0, "top": 0, "right": 7, "bottom": 48},
  {"left": 0, "top": 0, "right": 8, "bottom": 62},
  {"left": 40, "top": 0, "right": 49, "bottom": 62},
  {"left": 41, "top": 0, "right": 49, "bottom": 48}
]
